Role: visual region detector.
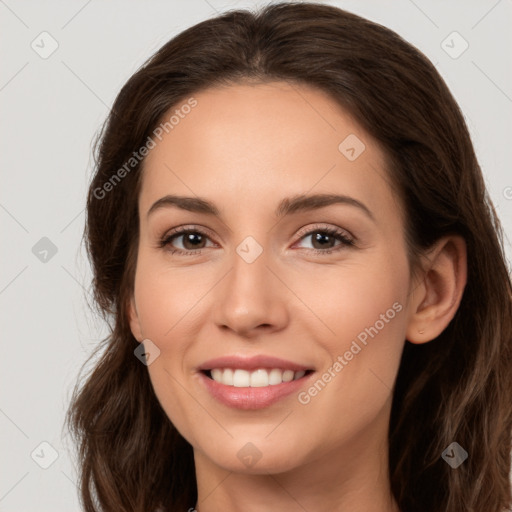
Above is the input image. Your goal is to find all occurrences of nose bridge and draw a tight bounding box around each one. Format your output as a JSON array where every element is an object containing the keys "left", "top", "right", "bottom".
[
  {"left": 213, "top": 233, "right": 287, "bottom": 335},
  {"left": 226, "top": 235, "right": 272, "bottom": 311},
  {"left": 231, "top": 235, "right": 269, "bottom": 297}
]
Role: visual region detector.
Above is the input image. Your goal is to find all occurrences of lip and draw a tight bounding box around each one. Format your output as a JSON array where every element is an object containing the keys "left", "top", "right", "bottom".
[
  {"left": 197, "top": 355, "right": 314, "bottom": 410},
  {"left": 199, "top": 371, "right": 313, "bottom": 409},
  {"left": 198, "top": 355, "right": 312, "bottom": 372}
]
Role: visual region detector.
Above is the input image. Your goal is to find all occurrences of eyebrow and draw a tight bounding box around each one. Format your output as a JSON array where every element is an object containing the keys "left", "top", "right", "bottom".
[{"left": 147, "top": 193, "right": 374, "bottom": 221}]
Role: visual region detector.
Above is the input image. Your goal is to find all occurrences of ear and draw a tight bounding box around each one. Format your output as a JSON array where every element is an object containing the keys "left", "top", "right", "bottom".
[
  {"left": 128, "top": 296, "right": 144, "bottom": 342},
  {"left": 406, "top": 235, "right": 467, "bottom": 344}
]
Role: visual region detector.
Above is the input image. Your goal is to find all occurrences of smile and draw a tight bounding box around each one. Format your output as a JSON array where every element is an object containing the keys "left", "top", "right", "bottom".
[
  {"left": 197, "top": 355, "right": 314, "bottom": 409},
  {"left": 208, "top": 368, "right": 308, "bottom": 387}
]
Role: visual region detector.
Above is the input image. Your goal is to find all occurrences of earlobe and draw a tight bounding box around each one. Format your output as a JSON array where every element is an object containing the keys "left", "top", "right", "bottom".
[
  {"left": 128, "top": 296, "right": 144, "bottom": 342},
  {"left": 406, "top": 236, "right": 467, "bottom": 344}
]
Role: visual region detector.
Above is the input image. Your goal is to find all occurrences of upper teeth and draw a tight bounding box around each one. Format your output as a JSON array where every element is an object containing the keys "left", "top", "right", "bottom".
[{"left": 210, "top": 368, "right": 306, "bottom": 387}]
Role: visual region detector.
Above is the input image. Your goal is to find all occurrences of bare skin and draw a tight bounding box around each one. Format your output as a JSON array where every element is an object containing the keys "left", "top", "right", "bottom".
[{"left": 128, "top": 81, "right": 467, "bottom": 512}]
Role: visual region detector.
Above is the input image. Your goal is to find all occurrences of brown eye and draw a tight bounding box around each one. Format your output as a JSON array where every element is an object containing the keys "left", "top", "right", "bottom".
[
  {"left": 295, "top": 226, "right": 354, "bottom": 254},
  {"left": 160, "top": 228, "right": 215, "bottom": 255}
]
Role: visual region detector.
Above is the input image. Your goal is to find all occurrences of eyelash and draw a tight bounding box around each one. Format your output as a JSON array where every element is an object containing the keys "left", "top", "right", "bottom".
[{"left": 159, "top": 224, "right": 355, "bottom": 257}]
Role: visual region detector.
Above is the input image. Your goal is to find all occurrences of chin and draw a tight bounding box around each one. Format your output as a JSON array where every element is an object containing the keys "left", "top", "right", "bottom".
[{"left": 196, "top": 436, "right": 306, "bottom": 475}]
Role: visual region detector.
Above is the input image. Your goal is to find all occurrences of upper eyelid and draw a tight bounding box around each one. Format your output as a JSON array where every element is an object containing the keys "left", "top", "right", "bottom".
[
  {"left": 295, "top": 223, "right": 353, "bottom": 240},
  {"left": 162, "top": 224, "right": 217, "bottom": 242}
]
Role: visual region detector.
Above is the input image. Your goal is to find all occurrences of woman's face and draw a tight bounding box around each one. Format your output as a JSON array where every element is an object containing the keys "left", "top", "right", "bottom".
[{"left": 129, "top": 81, "right": 415, "bottom": 475}]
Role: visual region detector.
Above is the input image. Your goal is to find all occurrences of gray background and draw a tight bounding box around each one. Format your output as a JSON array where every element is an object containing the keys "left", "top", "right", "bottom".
[{"left": 1, "top": 0, "right": 511, "bottom": 510}]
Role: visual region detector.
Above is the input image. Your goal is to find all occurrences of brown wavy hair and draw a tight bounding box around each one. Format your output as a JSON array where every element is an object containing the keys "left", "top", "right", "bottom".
[{"left": 66, "top": 2, "right": 512, "bottom": 511}]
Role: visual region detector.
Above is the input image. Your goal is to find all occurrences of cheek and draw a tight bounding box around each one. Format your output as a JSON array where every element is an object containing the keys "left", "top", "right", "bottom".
[
  {"left": 133, "top": 253, "right": 208, "bottom": 342},
  {"left": 297, "top": 250, "right": 409, "bottom": 349},
  {"left": 132, "top": 255, "right": 208, "bottom": 441},
  {"left": 296, "top": 251, "right": 409, "bottom": 412}
]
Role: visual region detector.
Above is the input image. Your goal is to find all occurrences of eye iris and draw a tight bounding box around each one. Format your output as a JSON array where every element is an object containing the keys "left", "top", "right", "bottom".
[
  {"left": 312, "top": 231, "right": 335, "bottom": 249},
  {"left": 183, "top": 232, "right": 205, "bottom": 250}
]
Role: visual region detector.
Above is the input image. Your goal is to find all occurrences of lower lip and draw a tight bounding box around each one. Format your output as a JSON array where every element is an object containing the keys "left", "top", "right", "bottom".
[{"left": 199, "top": 371, "right": 312, "bottom": 410}]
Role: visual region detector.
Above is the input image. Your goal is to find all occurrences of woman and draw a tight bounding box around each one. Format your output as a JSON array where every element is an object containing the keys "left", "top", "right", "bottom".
[{"left": 67, "top": 2, "right": 512, "bottom": 511}]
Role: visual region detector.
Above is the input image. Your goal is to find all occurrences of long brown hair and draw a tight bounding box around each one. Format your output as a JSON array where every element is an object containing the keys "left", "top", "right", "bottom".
[{"left": 66, "top": 3, "right": 512, "bottom": 511}]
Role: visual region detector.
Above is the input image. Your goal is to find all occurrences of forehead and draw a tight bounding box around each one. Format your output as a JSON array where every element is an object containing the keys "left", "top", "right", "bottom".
[{"left": 139, "top": 81, "right": 400, "bottom": 221}]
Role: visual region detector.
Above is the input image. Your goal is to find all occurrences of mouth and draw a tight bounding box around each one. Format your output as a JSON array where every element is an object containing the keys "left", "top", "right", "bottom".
[
  {"left": 197, "top": 355, "right": 315, "bottom": 409},
  {"left": 202, "top": 368, "right": 314, "bottom": 387}
]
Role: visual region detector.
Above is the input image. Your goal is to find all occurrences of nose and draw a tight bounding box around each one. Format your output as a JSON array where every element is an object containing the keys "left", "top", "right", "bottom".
[{"left": 213, "top": 247, "right": 289, "bottom": 338}]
